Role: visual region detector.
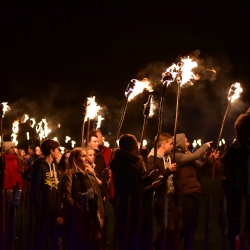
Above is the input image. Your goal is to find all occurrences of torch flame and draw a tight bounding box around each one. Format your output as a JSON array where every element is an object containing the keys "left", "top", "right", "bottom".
[
  {"left": 21, "top": 113, "right": 29, "bottom": 123},
  {"left": 12, "top": 120, "right": 19, "bottom": 134},
  {"left": 71, "top": 140, "right": 76, "bottom": 148},
  {"left": 53, "top": 137, "right": 58, "bottom": 142},
  {"left": 142, "top": 139, "right": 147, "bottom": 147},
  {"left": 96, "top": 115, "right": 104, "bottom": 129},
  {"left": 1, "top": 102, "right": 11, "bottom": 118},
  {"left": 29, "top": 118, "right": 36, "bottom": 128},
  {"left": 125, "top": 78, "right": 153, "bottom": 102},
  {"left": 26, "top": 132, "right": 30, "bottom": 140},
  {"left": 11, "top": 133, "right": 18, "bottom": 146},
  {"left": 228, "top": 82, "right": 242, "bottom": 103},
  {"left": 42, "top": 119, "right": 51, "bottom": 138},
  {"left": 149, "top": 97, "right": 157, "bottom": 118},
  {"left": 59, "top": 146, "right": 65, "bottom": 154},
  {"left": 84, "top": 96, "right": 101, "bottom": 121},
  {"left": 65, "top": 136, "right": 71, "bottom": 143},
  {"left": 192, "top": 140, "right": 197, "bottom": 148},
  {"left": 162, "top": 56, "right": 198, "bottom": 86}
]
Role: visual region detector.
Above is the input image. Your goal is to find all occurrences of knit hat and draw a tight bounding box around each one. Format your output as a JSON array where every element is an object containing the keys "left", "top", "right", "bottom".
[{"left": 2, "top": 141, "right": 15, "bottom": 152}]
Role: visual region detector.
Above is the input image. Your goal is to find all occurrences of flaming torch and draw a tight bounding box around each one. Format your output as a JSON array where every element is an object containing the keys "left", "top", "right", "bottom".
[
  {"left": 172, "top": 57, "right": 198, "bottom": 162},
  {"left": 93, "top": 115, "right": 104, "bottom": 130},
  {"left": 212, "top": 82, "right": 243, "bottom": 181},
  {"left": 139, "top": 94, "right": 153, "bottom": 152},
  {"left": 216, "top": 82, "right": 243, "bottom": 151},
  {"left": 81, "top": 96, "right": 100, "bottom": 146},
  {"left": 109, "top": 78, "right": 153, "bottom": 166}
]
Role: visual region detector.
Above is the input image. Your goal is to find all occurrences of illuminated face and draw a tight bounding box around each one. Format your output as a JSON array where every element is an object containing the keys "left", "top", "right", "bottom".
[
  {"left": 163, "top": 138, "right": 173, "bottom": 155},
  {"left": 51, "top": 148, "right": 60, "bottom": 159},
  {"left": 89, "top": 136, "right": 99, "bottom": 150},
  {"left": 77, "top": 150, "right": 88, "bottom": 168},
  {"left": 20, "top": 150, "right": 26, "bottom": 157},
  {"left": 7, "top": 146, "right": 16, "bottom": 155},
  {"left": 96, "top": 131, "right": 104, "bottom": 146},
  {"left": 36, "top": 146, "right": 42, "bottom": 156},
  {"left": 86, "top": 149, "right": 95, "bottom": 164},
  {"left": 185, "top": 137, "right": 190, "bottom": 152}
]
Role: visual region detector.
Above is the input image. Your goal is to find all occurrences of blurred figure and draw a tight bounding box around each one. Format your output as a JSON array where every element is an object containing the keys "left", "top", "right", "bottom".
[
  {"left": 146, "top": 133, "right": 177, "bottom": 250},
  {"left": 0, "top": 142, "right": 24, "bottom": 190},
  {"left": 221, "top": 111, "right": 250, "bottom": 249},
  {"left": 58, "top": 151, "right": 70, "bottom": 175},
  {"left": 110, "top": 134, "right": 161, "bottom": 250},
  {"left": 61, "top": 147, "right": 110, "bottom": 250},
  {"left": 173, "top": 133, "right": 212, "bottom": 250}
]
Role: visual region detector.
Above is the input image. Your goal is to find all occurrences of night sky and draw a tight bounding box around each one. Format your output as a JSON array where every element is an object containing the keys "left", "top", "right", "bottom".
[{"left": 1, "top": 3, "right": 250, "bottom": 150}]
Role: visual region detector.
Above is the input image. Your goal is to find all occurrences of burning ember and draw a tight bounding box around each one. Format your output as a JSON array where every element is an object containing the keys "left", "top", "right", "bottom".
[
  {"left": 1, "top": 102, "right": 11, "bottom": 118},
  {"left": 125, "top": 78, "right": 153, "bottom": 102},
  {"left": 228, "top": 82, "right": 243, "bottom": 103}
]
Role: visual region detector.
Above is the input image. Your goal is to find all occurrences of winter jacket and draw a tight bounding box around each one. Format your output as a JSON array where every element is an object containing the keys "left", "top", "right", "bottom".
[
  {"left": 110, "top": 149, "right": 155, "bottom": 197},
  {"left": 61, "top": 167, "right": 108, "bottom": 242},
  {"left": 31, "top": 158, "right": 60, "bottom": 221},
  {"left": 146, "top": 148, "right": 174, "bottom": 204},
  {"left": 173, "top": 133, "right": 209, "bottom": 196},
  {"left": 94, "top": 150, "right": 106, "bottom": 180},
  {"left": 221, "top": 140, "right": 250, "bottom": 221}
]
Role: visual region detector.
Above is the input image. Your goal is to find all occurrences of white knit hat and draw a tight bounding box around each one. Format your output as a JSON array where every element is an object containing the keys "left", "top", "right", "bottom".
[{"left": 2, "top": 141, "right": 15, "bottom": 152}]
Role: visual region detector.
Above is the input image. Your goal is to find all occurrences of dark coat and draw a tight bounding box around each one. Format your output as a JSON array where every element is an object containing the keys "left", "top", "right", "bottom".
[
  {"left": 221, "top": 140, "right": 250, "bottom": 220},
  {"left": 173, "top": 133, "right": 209, "bottom": 196},
  {"left": 61, "top": 167, "right": 107, "bottom": 242},
  {"left": 31, "top": 158, "right": 60, "bottom": 221},
  {"left": 94, "top": 150, "right": 106, "bottom": 180},
  {"left": 110, "top": 149, "right": 155, "bottom": 197}
]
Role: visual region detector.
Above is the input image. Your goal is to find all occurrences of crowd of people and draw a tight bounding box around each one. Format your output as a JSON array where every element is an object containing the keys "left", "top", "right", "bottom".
[{"left": 0, "top": 109, "right": 250, "bottom": 250}]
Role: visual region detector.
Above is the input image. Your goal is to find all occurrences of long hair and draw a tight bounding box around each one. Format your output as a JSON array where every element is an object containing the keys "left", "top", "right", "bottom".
[
  {"left": 68, "top": 147, "right": 86, "bottom": 173},
  {"left": 58, "top": 150, "right": 71, "bottom": 174}
]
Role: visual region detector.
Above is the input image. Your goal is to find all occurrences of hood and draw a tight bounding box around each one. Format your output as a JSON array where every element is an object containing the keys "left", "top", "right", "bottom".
[{"left": 175, "top": 133, "right": 186, "bottom": 152}]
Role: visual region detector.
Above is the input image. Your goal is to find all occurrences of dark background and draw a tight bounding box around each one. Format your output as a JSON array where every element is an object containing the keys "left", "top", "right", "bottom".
[{"left": 1, "top": 2, "right": 250, "bottom": 150}]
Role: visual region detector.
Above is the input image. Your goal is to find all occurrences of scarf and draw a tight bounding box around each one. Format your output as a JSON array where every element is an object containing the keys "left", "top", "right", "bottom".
[{"left": 3, "top": 154, "right": 23, "bottom": 190}]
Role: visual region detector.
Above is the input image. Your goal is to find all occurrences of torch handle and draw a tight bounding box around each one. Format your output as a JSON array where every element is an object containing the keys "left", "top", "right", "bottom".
[
  {"left": 216, "top": 102, "right": 230, "bottom": 151},
  {"left": 139, "top": 115, "right": 149, "bottom": 152},
  {"left": 173, "top": 81, "right": 181, "bottom": 163},
  {"left": 154, "top": 82, "right": 167, "bottom": 169}
]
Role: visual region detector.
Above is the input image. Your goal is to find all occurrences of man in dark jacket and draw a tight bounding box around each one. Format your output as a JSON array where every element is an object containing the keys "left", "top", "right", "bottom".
[
  {"left": 146, "top": 133, "right": 177, "bottom": 249},
  {"left": 221, "top": 110, "right": 250, "bottom": 249},
  {"left": 173, "top": 133, "right": 212, "bottom": 250},
  {"left": 31, "top": 139, "right": 61, "bottom": 249}
]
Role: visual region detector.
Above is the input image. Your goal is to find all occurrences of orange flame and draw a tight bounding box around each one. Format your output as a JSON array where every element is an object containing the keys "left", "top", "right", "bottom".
[
  {"left": 29, "top": 118, "right": 36, "bottom": 128},
  {"left": 12, "top": 120, "right": 19, "bottom": 134},
  {"left": 85, "top": 96, "right": 100, "bottom": 121},
  {"left": 11, "top": 133, "right": 18, "bottom": 146},
  {"left": 1, "top": 102, "right": 11, "bottom": 118},
  {"left": 21, "top": 113, "right": 29, "bottom": 123},
  {"left": 228, "top": 82, "right": 243, "bottom": 103},
  {"left": 96, "top": 115, "right": 104, "bottom": 129},
  {"left": 125, "top": 78, "right": 153, "bottom": 102},
  {"left": 65, "top": 136, "right": 71, "bottom": 143}
]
